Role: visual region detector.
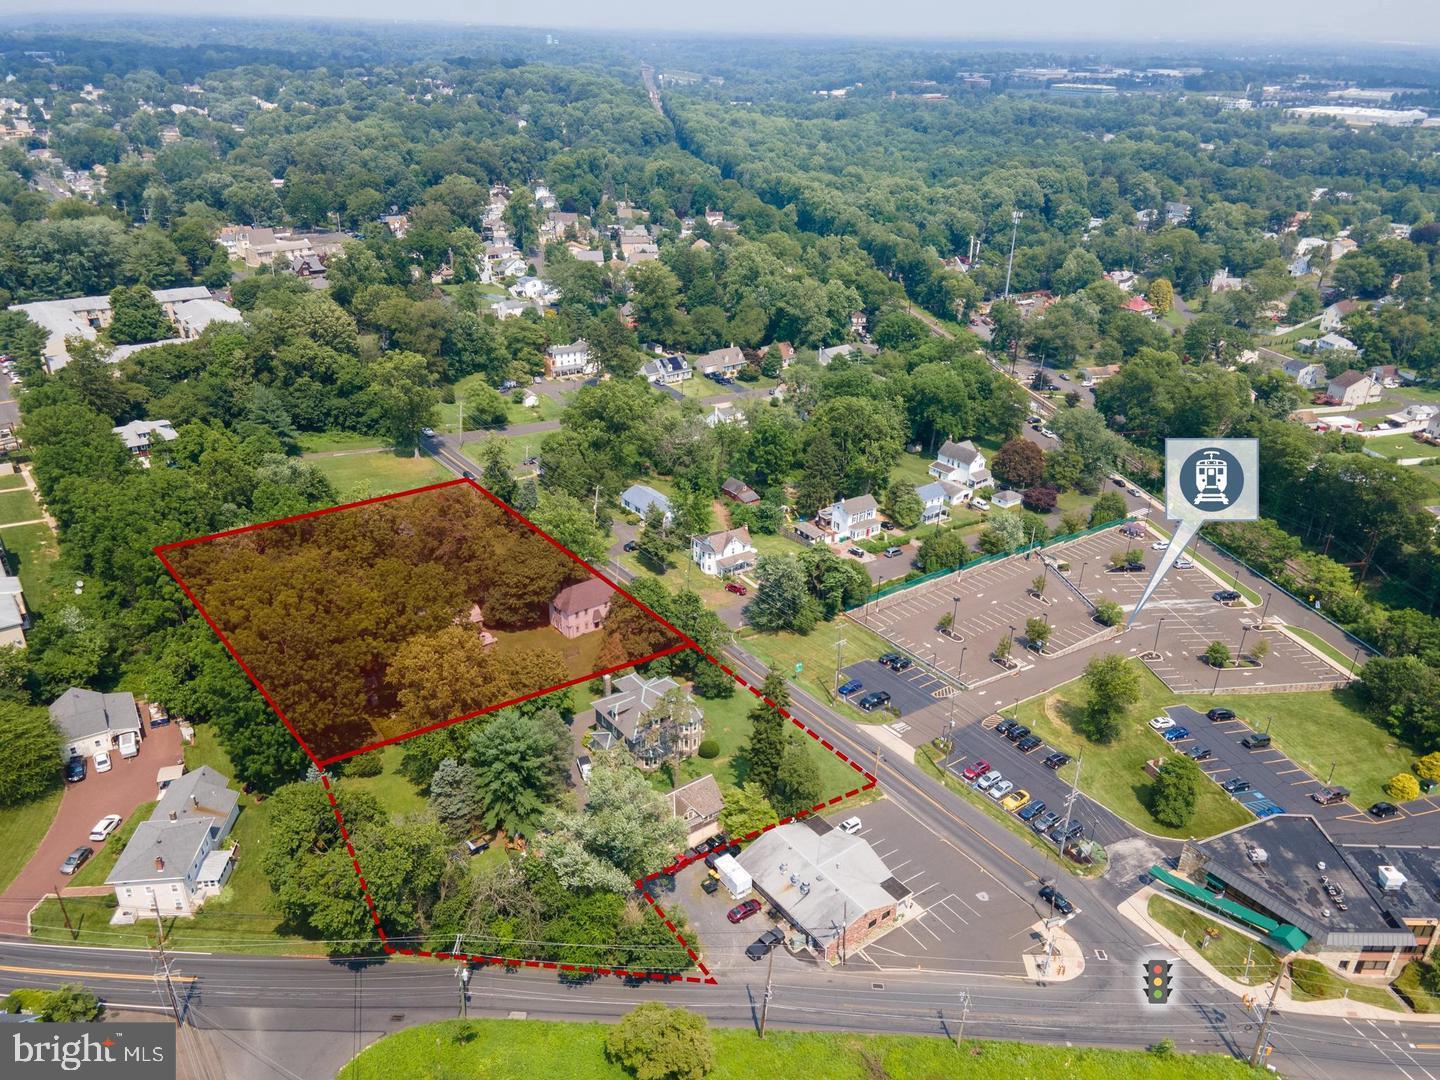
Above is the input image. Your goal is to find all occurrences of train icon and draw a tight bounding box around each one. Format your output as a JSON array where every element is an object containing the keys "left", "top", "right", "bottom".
[{"left": 1192, "top": 449, "right": 1230, "bottom": 507}]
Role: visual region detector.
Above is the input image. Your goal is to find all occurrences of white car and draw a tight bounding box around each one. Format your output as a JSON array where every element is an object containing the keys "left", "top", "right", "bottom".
[
  {"left": 987, "top": 779, "right": 1015, "bottom": 800},
  {"left": 838, "top": 816, "right": 862, "bottom": 835},
  {"left": 89, "top": 814, "right": 122, "bottom": 842},
  {"left": 93, "top": 750, "right": 112, "bottom": 773},
  {"left": 421, "top": 427, "right": 436, "bottom": 438},
  {"left": 1175, "top": 557, "right": 1194, "bottom": 570},
  {"left": 1128, "top": 487, "right": 1143, "bottom": 497},
  {"left": 1149, "top": 716, "right": 1175, "bottom": 732},
  {"left": 1151, "top": 540, "right": 1169, "bottom": 551},
  {"left": 1040, "top": 428, "right": 1057, "bottom": 440},
  {"left": 975, "top": 770, "right": 1002, "bottom": 791},
  {"left": 972, "top": 497, "right": 990, "bottom": 511}
]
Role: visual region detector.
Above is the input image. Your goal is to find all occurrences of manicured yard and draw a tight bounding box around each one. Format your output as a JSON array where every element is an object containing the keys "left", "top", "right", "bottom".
[
  {"left": 0, "top": 470, "right": 28, "bottom": 492},
  {"left": 435, "top": 373, "right": 568, "bottom": 433},
  {"left": 614, "top": 554, "right": 735, "bottom": 609},
  {"left": 1146, "top": 895, "right": 1282, "bottom": 986},
  {"left": 1190, "top": 687, "right": 1419, "bottom": 807},
  {"left": 338, "top": 745, "right": 426, "bottom": 817},
  {"left": 296, "top": 431, "right": 388, "bottom": 454},
  {"left": 306, "top": 449, "right": 454, "bottom": 500},
  {"left": 1393, "top": 961, "right": 1440, "bottom": 1014},
  {"left": 738, "top": 618, "right": 903, "bottom": 724},
  {"left": 0, "top": 488, "right": 39, "bottom": 524},
  {"left": 1289, "top": 958, "right": 1404, "bottom": 1011},
  {"left": 0, "top": 787, "right": 63, "bottom": 895},
  {"left": 2, "top": 521, "right": 63, "bottom": 612},
  {"left": 1365, "top": 433, "right": 1440, "bottom": 461},
  {"left": 347, "top": 1018, "right": 1256, "bottom": 1080},
  {"left": 1015, "top": 664, "right": 1253, "bottom": 840},
  {"left": 67, "top": 801, "right": 158, "bottom": 888}
]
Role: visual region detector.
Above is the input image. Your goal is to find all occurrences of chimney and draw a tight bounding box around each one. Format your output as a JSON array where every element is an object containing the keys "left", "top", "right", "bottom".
[
  {"left": 603, "top": 673, "right": 612, "bottom": 695},
  {"left": 168, "top": 810, "right": 177, "bottom": 821},
  {"left": 154, "top": 856, "right": 165, "bottom": 872}
]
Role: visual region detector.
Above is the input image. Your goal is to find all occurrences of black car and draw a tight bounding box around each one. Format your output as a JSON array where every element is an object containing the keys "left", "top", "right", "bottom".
[
  {"left": 461, "top": 470, "right": 476, "bottom": 480},
  {"left": 758, "top": 927, "right": 785, "bottom": 948},
  {"left": 1369, "top": 802, "right": 1401, "bottom": 819},
  {"left": 880, "top": 521, "right": 897, "bottom": 531},
  {"left": 1038, "top": 885, "right": 1075, "bottom": 915},
  {"left": 1043, "top": 752, "right": 1070, "bottom": 770},
  {"left": 1017, "top": 800, "right": 1047, "bottom": 822},
  {"left": 994, "top": 718, "right": 1018, "bottom": 738},
  {"left": 745, "top": 938, "right": 774, "bottom": 962},
  {"left": 1221, "top": 777, "right": 1252, "bottom": 795},
  {"left": 64, "top": 756, "right": 86, "bottom": 783},
  {"left": 1005, "top": 725, "right": 1031, "bottom": 743},
  {"left": 701, "top": 876, "right": 720, "bottom": 895},
  {"left": 1186, "top": 745, "right": 1213, "bottom": 762},
  {"left": 704, "top": 843, "right": 742, "bottom": 868},
  {"left": 1015, "top": 735, "right": 1043, "bottom": 754},
  {"left": 857, "top": 691, "right": 891, "bottom": 712},
  {"left": 1061, "top": 821, "right": 1084, "bottom": 843},
  {"left": 879, "top": 653, "right": 912, "bottom": 672},
  {"left": 623, "top": 539, "right": 639, "bottom": 552},
  {"left": 879, "top": 652, "right": 903, "bottom": 667},
  {"left": 1206, "top": 708, "right": 1236, "bottom": 722},
  {"left": 1213, "top": 589, "right": 1242, "bottom": 603}
]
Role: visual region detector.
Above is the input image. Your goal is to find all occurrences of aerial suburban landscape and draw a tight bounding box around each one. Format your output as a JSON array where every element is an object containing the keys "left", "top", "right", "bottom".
[{"left": 2, "top": 6, "right": 1440, "bottom": 1079}]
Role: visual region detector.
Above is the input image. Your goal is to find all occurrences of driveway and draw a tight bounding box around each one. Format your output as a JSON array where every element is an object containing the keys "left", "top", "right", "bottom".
[{"left": 0, "top": 721, "right": 181, "bottom": 934}]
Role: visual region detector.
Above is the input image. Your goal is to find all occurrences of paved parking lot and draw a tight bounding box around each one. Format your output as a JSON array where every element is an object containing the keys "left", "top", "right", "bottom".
[
  {"left": 667, "top": 860, "right": 813, "bottom": 975},
  {"left": 837, "top": 659, "right": 950, "bottom": 718}
]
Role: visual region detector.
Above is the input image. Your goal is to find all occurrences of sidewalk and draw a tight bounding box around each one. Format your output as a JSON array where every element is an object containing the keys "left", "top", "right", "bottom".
[
  {"left": 1118, "top": 886, "right": 1436, "bottom": 1022},
  {"left": 1021, "top": 920, "right": 1085, "bottom": 982}
]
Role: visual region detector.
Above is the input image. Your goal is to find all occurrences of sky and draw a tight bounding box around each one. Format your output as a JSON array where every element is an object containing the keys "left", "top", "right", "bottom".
[{"left": 11, "top": 0, "right": 1440, "bottom": 46}]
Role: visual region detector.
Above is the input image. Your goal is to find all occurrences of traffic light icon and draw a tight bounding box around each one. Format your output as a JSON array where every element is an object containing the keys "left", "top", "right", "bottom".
[{"left": 1144, "top": 958, "right": 1173, "bottom": 1004}]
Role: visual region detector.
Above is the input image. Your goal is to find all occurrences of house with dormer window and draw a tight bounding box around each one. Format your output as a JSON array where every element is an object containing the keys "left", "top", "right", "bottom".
[
  {"left": 691, "top": 526, "right": 757, "bottom": 576},
  {"left": 590, "top": 673, "right": 704, "bottom": 770},
  {"left": 928, "top": 439, "right": 991, "bottom": 488},
  {"left": 817, "top": 494, "right": 880, "bottom": 542}
]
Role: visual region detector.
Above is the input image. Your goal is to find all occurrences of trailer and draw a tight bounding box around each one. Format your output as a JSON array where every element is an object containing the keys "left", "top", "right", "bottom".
[{"left": 713, "top": 852, "right": 752, "bottom": 899}]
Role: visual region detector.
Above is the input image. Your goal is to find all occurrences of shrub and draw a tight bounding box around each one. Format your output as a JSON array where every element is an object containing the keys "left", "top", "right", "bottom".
[
  {"left": 1152, "top": 756, "right": 1201, "bottom": 828},
  {"left": 345, "top": 752, "right": 384, "bottom": 777},
  {"left": 697, "top": 739, "right": 720, "bottom": 760},
  {"left": 1205, "top": 641, "right": 1231, "bottom": 668},
  {"left": 1415, "top": 752, "right": 1440, "bottom": 783},
  {"left": 1094, "top": 600, "right": 1124, "bottom": 627},
  {"left": 606, "top": 1002, "right": 714, "bottom": 1080},
  {"left": 1386, "top": 772, "right": 1421, "bottom": 801}
]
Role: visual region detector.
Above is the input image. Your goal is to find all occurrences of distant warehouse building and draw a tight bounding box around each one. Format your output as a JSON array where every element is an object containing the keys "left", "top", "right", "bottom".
[{"left": 737, "top": 818, "right": 913, "bottom": 963}]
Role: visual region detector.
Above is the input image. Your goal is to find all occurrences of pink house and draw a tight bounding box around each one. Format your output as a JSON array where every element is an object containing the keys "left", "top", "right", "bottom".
[{"left": 549, "top": 578, "right": 613, "bottom": 639}]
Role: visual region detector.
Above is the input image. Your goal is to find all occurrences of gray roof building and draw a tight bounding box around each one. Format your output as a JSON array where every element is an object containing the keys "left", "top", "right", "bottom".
[
  {"left": 50, "top": 688, "right": 142, "bottom": 744},
  {"left": 107, "top": 818, "right": 214, "bottom": 887},
  {"left": 151, "top": 765, "right": 239, "bottom": 831}
]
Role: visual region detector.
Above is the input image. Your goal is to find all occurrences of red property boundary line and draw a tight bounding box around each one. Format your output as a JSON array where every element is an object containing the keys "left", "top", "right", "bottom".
[{"left": 156, "top": 479, "right": 879, "bottom": 986}]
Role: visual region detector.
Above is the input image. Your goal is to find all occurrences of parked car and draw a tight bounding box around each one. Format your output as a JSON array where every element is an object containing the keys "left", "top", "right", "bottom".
[
  {"left": 1015, "top": 735, "right": 1043, "bottom": 754},
  {"left": 994, "top": 718, "right": 1018, "bottom": 737},
  {"left": 880, "top": 521, "right": 897, "bottom": 531},
  {"left": 148, "top": 703, "right": 170, "bottom": 728},
  {"left": 118, "top": 730, "right": 138, "bottom": 759},
  {"left": 1369, "top": 802, "right": 1400, "bottom": 819},
  {"left": 701, "top": 876, "right": 721, "bottom": 895},
  {"left": 1039, "top": 428, "right": 1057, "bottom": 440},
  {"left": 1032, "top": 811, "right": 1061, "bottom": 833},
  {"left": 971, "top": 498, "right": 989, "bottom": 511},
  {"left": 1000, "top": 789, "right": 1030, "bottom": 812},
  {"left": 724, "top": 582, "right": 748, "bottom": 596},
  {"left": 1059, "top": 821, "right": 1084, "bottom": 843},
  {"left": 1161, "top": 726, "right": 1190, "bottom": 742},
  {"left": 837, "top": 816, "right": 862, "bottom": 834},
  {"left": 59, "top": 846, "right": 93, "bottom": 875},
  {"left": 1312, "top": 787, "right": 1351, "bottom": 806},
  {"left": 89, "top": 814, "right": 122, "bottom": 842},
  {"left": 1128, "top": 487, "right": 1143, "bottom": 497},
  {"left": 93, "top": 750, "right": 112, "bottom": 773},
  {"left": 704, "top": 844, "right": 742, "bottom": 869},
  {"left": 421, "top": 427, "right": 436, "bottom": 438},
  {"left": 1221, "top": 778, "right": 1252, "bottom": 795},
  {"left": 1151, "top": 540, "right": 1169, "bottom": 551},
  {"left": 1004, "top": 725, "right": 1030, "bottom": 743},
  {"left": 1175, "top": 557, "right": 1195, "bottom": 570},
  {"left": 1149, "top": 715, "right": 1175, "bottom": 732},
  {"left": 1206, "top": 708, "right": 1236, "bottom": 722},
  {"left": 1017, "top": 800, "right": 1048, "bottom": 822},
  {"left": 1058, "top": 372, "right": 1071, "bottom": 382},
  {"left": 975, "top": 770, "right": 1002, "bottom": 791},
  {"left": 837, "top": 679, "right": 863, "bottom": 696},
  {"left": 884, "top": 547, "right": 903, "bottom": 558},
  {"left": 987, "top": 779, "right": 1015, "bottom": 801},
  {"left": 1043, "top": 752, "right": 1070, "bottom": 770},
  {"left": 464, "top": 837, "right": 490, "bottom": 856},
  {"left": 746, "top": 937, "right": 775, "bottom": 961},
  {"left": 1038, "top": 885, "right": 1075, "bottom": 915},
  {"left": 1213, "top": 589, "right": 1242, "bottom": 603},
  {"left": 65, "top": 756, "right": 86, "bottom": 783},
  {"left": 857, "top": 691, "right": 891, "bottom": 712},
  {"left": 1241, "top": 732, "right": 1272, "bottom": 749},
  {"left": 758, "top": 927, "right": 785, "bottom": 948},
  {"left": 879, "top": 653, "right": 912, "bottom": 672},
  {"left": 1185, "top": 745, "right": 1213, "bottom": 762},
  {"left": 961, "top": 759, "right": 990, "bottom": 782},
  {"left": 727, "top": 899, "right": 763, "bottom": 923},
  {"left": 847, "top": 547, "right": 866, "bottom": 558},
  {"left": 623, "top": 539, "right": 639, "bottom": 552}
]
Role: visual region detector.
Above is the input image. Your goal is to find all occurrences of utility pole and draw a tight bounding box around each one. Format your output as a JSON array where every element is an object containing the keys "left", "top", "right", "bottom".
[
  {"left": 53, "top": 884, "right": 75, "bottom": 940},
  {"left": 152, "top": 896, "right": 183, "bottom": 1026},
  {"left": 1057, "top": 753, "right": 1083, "bottom": 861},
  {"left": 758, "top": 945, "right": 776, "bottom": 1038},
  {"left": 1243, "top": 943, "right": 1254, "bottom": 985},
  {"left": 834, "top": 630, "right": 847, "bottom": 691},
  {"left": 955, "top": 990, "right": 969, "bottom": 1048},
  {"left": 592, "top": 484, "right": 601, "bottom": 523},
  {"left": 457, "top": 396, "right": 464, "bottom": 446},
  {"left": 1003, "top": 210, "right": 1023, "bottom": 300},
  {"left": 453, "top": 934, "right": 469, "bottom": 1018},
  {"left": 1249, "top": 964, "right": 1285, "bottom": 1067}
]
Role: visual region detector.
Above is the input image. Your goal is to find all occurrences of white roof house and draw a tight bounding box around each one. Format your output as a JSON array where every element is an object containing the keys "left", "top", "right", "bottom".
[
  {"left": 14, "top": 287, "right": 233, "bottom": 371},
  {"left": 690, "top": 526, "right": 756, "bottom": 576},
  {"left": 113, "top": 419, "right": 178, "bottom": 454}
]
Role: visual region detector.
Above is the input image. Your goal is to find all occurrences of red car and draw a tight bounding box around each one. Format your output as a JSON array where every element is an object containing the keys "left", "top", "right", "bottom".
[
  {"left": 724, "top": 582, "right": 748, "bottom": 596},
  {"left": 727, "top": 899, "right": 762, "bottom": 923},
  {"left": 961, "top": 759, "right": 990, "bottom": 782}
]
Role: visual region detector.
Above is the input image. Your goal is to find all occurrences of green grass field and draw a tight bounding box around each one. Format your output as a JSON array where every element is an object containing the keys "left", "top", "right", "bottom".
[
  {"left": 306, "top": 449, "right": 454, "bottom": 501},
  {"left": 0, "top": 786, "right": 63, "bottom": 895},
  {"left": 0, "top": 488, "right": 43, "bottom": 525},
  {"left": 1364, "top": 433, "right": 1440, "bottom": 461},
  {"left": 2, "top": 521, "right": 63, "bottom": 612},
  {"left": 295, "top": 432, "right": 388, "bottom": 454},
  {"left": 345, "top": 1018, "right": 1256, "bottom": 1080},
  {"left": 1014, "top": 664, "right": 1252, "bottom": 839},
  {"left": 67, "top": 801, "right": 157, "bottom": 888},
  {"left": 1285, "top": 625, "right": 1362, "bottom": 672},
  {"left": 737, "top": 618, "right": 905, "bottom": 724},
  {"left": 0, "top": 471, "right": 27, "bottom": 492},
  {"left": 1289, "top": 958, "right": 1404, "bottom": 1011},
  {"left": 1393, "top": 962, "right": 1440, "bottom": 1014},
  {"left": 1146, "top": 895, "right": 1282, "bottom": 986}
]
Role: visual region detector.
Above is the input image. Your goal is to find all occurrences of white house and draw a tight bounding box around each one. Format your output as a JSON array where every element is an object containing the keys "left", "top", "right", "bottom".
[
  {"left": 641, "top": 355, "right": 691, "bottom": 385},
  {"left": 704, "top": 401, "right": 745, "bottom": 428},
  {"left": 50, "top": 688, "right": 144, "bottom": 761},
  {"left": 928, "top": 439, "right": 991, "bottom": 487},
  {"left": 107, "top": 766, "right": 240, "bottom": 920},
  {"left": 1282, "top": 358, "right": 1326, "bottom": 388},
  {"left": 1316, "top": 332, "right": 1359, "bottom": 354},
  {"left": 915, "top": 481, "right": 951, "bottom": 525},
  {"left": 113, "top": 419, "right": 178, "bottom": 458},
  {"left": 621, "top": 484, "right": 672, "bottom": 525},
  {"left": 510, "top": 276, "right": 560, "bottom": 304},
  {"left": 14, "top": 287, "right": 234, "bottom": 372},
  {"left": 1320, "top": 300, "right": 1360, "bottom": 334},
  {"left": 818, "top": 494, "right": 880, "bottom": 542},
  {"left": 545, "top": 340, "right": 595, "bottom": 380},
  {"left": 690, "top": 526, "right": 757, "bottom": 576}
]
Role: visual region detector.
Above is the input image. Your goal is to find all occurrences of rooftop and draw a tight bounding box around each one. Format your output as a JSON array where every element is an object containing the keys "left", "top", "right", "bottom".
[{"left": 551, "top": 577, "right": 613, "bottom": 614}]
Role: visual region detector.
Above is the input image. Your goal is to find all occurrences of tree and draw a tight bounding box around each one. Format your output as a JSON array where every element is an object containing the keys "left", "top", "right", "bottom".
[
  {"left": 1416, "top": 753, "right": 1440, "bottom": 784},
  {"left": 1079, "top": 653, "right": 1141, "bottom": 742},
  {"left": 1250, "top": 637, "right": 1271, "bottom": 663},
  {"left": 883, "top": 480, "right": 923, "bottom": 530},
  {"left": 36, "top": 984, "right": 103, "bottom": 1022},
  {"left": 428, "top": 757, "right": 479, "bottom": 835},
  {"left": 1386, "top": 773, "right": 1421, "bottom": 802},
  {"left": 106, "top": 285, "right": 174, "bottom": 345},
  {"left": 528, "top": 492, "right": 610, "bottom": 564},
  {"left": 1332, "top": 253, "right": 1386, "bottom": 299},
  {"left": 772, "top": 735, "right": 823, "bottom": 816},
  {"left": 478, "top": 439, "right": 518, "bottom": 505},
  {"left": 719, "top": 782, "right": 778, "bottom": 839},
  {"left": 1286, "top": 287, "right": 1321, "bottom": 323},
  {"left": 605, "top": 1002, "right": 715, "bottom": 1080},
  {"left": 636, "top": 504, "right": 677, "bottom": 571},
  {"left": 634, "top": 687, "right": 701, "bottom": 789},
  {"left": 469, "top": 710, "right": 569, "bottom": 838},
  {"left": 1022, "top": 485, "right": 1058, "bottom": 513},
  {"left": 365, "top": 350, "right": 438, "bottom": 450},
  {"left": 993, "top": 632, "right": 1013, "bottom": 663},
  {"left": 745, "top": 669, "right": 790, "bottom": 794},
  {"left": 1030, "top": 574, "right": 1047, "bottom": 598},
  {"left": 1094, "top": 600, "right": 1124, "bottom": 627},
  {"left": 991, "top": 438, "right": 1045, "bottom": 488},
  {"left": 503, "top": 189, "right": 541, "bottom": 252},
  {"left": 1089, "top": 492, "right": 1128, "bottom": 527},
  {"left": 916, "top": 528, "right": 970, "bottom": 572},
  {"left": 1025, "top": 616, "right": 1052, "bottom": 652},
  {"left": 0, "top": 705, "right": 60, "bottom": 807},
  {"left": 746, "top": 555, "right": 817, "bottom": 634},
  {"left": 1055, "top": 249, "right": 1103, "bottom": 295},
  {"left": 1152, "top": 756, "right": 1201, "bottom": 828},
  {"left": 1205, "top": 641, "right": 1231, "bottom": 669},
  {"left": 1146, "top": 278, "right": 1174, "bottom": 315}
]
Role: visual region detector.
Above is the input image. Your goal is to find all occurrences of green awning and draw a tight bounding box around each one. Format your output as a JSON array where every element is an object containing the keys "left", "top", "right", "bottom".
[{"left": 1148, "top": 864, "right": 1310, "bottom": 952}]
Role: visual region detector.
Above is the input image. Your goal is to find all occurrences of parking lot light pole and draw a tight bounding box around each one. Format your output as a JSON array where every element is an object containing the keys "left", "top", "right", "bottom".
[
  {"left": 1261, "top": 591, "right": 1273, "bottom": 624},
  {"left": 958, "top": 646, "right": 967, "bottom": 680},
  {"left": 1153, "top": 616, "right": 1166, "bottom": 656},
  {"left": 1078, "top": 561, "right": 1087, "bottom": 588},
  {"left": 951, "top": 594, "right": 962, "bottom": 630},
  {"left": 1326, "top": 762, "right": 1336, "bottom": 785},
  {"left": 1238, "top": 625, "right": 1251, "bottom": 664},
  {"left": 1350, "top": 645, "right": 1363, "bottom": 675}
]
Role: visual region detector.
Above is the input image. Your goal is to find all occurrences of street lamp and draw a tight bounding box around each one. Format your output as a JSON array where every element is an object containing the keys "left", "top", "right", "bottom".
[
  {"left": 1152, "top": 616, "right": 1166, "bottom": 656},
  {"left": 1003, "top": 210, "right": 1023, "bottom": 300},
  {"left": 951, "top": 594, "right": 962, "bottom": 632},
  {"left": 1350, "top": 646, "right": 1363, "bottom": 675},
  {"left": 1260, "top": 591, "right": 1273, "bottom": 625},
  {"left": 1238, "top": 625, "right": 1251, "bottom": 664},
  {"left": 1078, "top": 561, "right": 1088, "bottom": 588},
  {"left": 958, "top": 646, "right": 968, "bottom": 680}
]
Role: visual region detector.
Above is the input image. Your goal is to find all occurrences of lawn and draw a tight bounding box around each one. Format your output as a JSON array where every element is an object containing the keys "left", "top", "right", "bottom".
[
  {"left": 306, "top": 449, "right": 454, "bottom": 501},
  {"left": 1393, "top": 961, "right": 1440, "bottom": 1014},
  {"left": 1289, "top": 958, "right": 1405, "bottom": 1011},
  {"left": 1014, "top": 663, "right": 1253, "bottom": 840},
  {"left": 183, "top": 722, "right": 233, "bottom": 775},
  {"left": 0, "top": 786, "right": 63, "bottom": 895},
  {"left": 338, "top": 744, "right": 426, "bottom": 817},
  {"left": 737, "top": 618, "right": 904, "bottom": 724},
  {"left": 0, "top": 470, "right": 27, "bottom": 492},
  {"left": 1285, "top": 625, "right": 1362, "bottom": 672},
  {"left": 1146, "top": 895, "right": 1283, "bottom": 986},
  {"left": 1189, "top": 687, "right": 1419, "bottom": 807},
  {"left": 295, "top": 431, "right": 388, "bottom": 454},
  {"left": 346, "top": 1018, "right": 1256, "bottom": 1080},
  {"left": 0, "top": 488, "right": 40, "bottom": 524},
  {"left": 2, "top": 521, "right": 63, "bottom": 612},
  {"left": 1365, "top": 433, "right": 1440, "bottom": 461},
  {"left": 67, "top": 801, "right": 158, "bottom": 888},
  {"left": 435, "top": 373, "right": 567, "bottom": 433},
  {"left": 614, "top": 553, "right": 734, "bottom": 608}
]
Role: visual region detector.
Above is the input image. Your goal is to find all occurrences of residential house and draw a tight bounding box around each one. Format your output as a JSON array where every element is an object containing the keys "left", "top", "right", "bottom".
[
  {"left": 1105, "top": 269, "right": 1139, "bottom": 291},
  {"left": 992, "top": 490, "right": 1023, "bottom": 510},
  {"left": 490, "top": 298, "right": 535, "bottom": 320},
  {"left": 113, "top": 419, "right": 178, "bottom": 460},
  {"left": 380, "top": 213, "right": 410, "bottom": 238},
  {"left": 621, "top": 484, "right": 672, "bottom": 525},
  {"left": 520, "top": 388, "right": 540, "bottom": 408},
  {"left": 1321, "top": 300, "right": 1360, "bottom": 334},
  {"left": 1282, "top": 358, "right": 1326, "bottom": 389},
  {"left": 758, "top": 342, "right": 795, "bottom": 368},
  {"left": 290, "top": 252, "right": 327, "bottom": 278},
  {"left": 1316, "top": 333, "right": 1359, "bottom": 354},
  {"left": 1210, "top": 267, "right": 1244, "bottom": 293},
  {"left": 1121, "top": 294, "right": 1154, "bottom": 317},
  {"left": 915, "top": 481, "right": 953, "bottom": 525},
  {"left": 1330, "top": 237, "right": 1359, "bottom": 261},
  {"left": 1288, "top": 253, "right": 1311, "bottom": 277},
  {"left": 1164, "top": 201, "right": 1192, "bottom": 225},
  {"left": 545, "top": 340, "right": 596, "bottom": 380},
  {"left": 817, "top": 494, "right": 881, "bottom": 543},
  {"left": 107, "top": 766, "right": 240, "bottom": 920},
  {"left": 590, "top": 673, "right": 704, "bottom": 770},
  {"left": 640, "top": 354, "right": 692, "bottom": 385},
  {"left": 510, "top": 276, "right": 560, "bottom": 304},
  {"left": 850, "top": 311, "right": 868, "bottom": 337},
  {"left": 721, "top": 477, "right": 760, "bottom": 505},
  {"left": 693, "top": 345, "right": 747, "bottom": 380},
  {"left": 549, "top": 578, "right": 613, "bottom": 639},
  {"left": 704, "top": 401, "right": 745, "bottom": 428},
  {"left": 51, "top": 688, "right": 143, "bottom": 761},
  {"left": 15, "top": 287, "right": 233, "bottom": 372},
  {"left": 217, "top": 226, "right": 313, "bottom": 268},
  {"left": 1326, "top": 370, "right": 1381, "bottom": 406},
  {"left": 928, "top": 439, "right": 991, "bottom": 488},
  {"left": 816, "top": 343, "right": 879, "bottom": 366},
  {"left": 1080, "top": 364, "right": 1120, "bottom": 386},
  {"left": 666, "top": 774, "right": 725, "bottom": 847},
  {"left": 1368, "top": 364, "right": 1405, "bottom": 388},
  {"left": 690, "top": 526, "right": 757, "bottom": 576},
  {"left": 0, "top": 572, "right": 26, "bottom": 648}
]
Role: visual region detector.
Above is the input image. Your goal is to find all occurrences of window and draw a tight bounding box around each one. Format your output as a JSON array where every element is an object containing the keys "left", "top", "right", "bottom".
[
  {"left": 1339, "top": 960, "right": 1350, "bottom": 970},
  {"left": 868, "top": 918, "right": 877, "bottom": 929}
]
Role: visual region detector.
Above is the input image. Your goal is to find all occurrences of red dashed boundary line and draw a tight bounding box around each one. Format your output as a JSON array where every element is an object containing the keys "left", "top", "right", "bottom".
[{"left": 322, "top": 643, "right": 877, "bottom": 987}]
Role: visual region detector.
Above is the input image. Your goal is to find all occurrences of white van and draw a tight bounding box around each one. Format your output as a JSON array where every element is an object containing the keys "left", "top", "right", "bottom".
[{"left": 117, "top": 730, "right": 139, "bottom": 759}]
